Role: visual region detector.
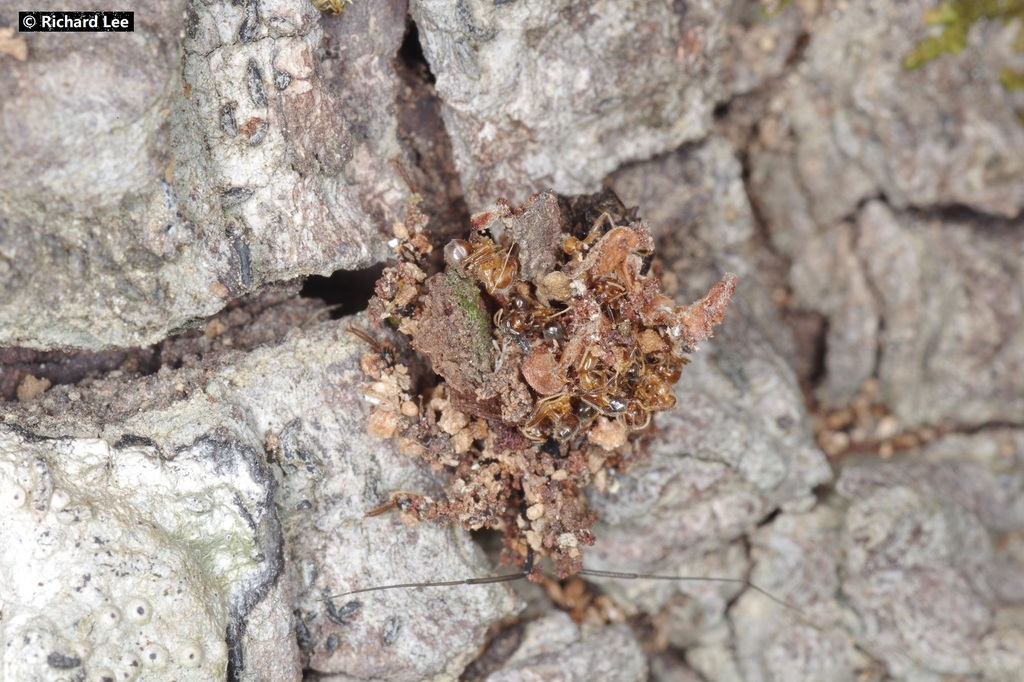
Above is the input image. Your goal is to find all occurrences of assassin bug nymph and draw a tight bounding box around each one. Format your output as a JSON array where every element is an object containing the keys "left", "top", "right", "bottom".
[{"left": 329, "top": 189, "right": 804, "bottom": 644}]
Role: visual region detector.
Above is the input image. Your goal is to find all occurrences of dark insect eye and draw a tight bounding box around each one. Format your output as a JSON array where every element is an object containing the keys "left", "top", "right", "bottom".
[{"left": 542, "top": 321, "right": 565, "bottom": 343}]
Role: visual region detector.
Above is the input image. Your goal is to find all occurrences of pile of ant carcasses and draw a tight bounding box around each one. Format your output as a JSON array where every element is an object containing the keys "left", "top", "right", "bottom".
[{"left": 362, "top": 189, "right": 736, "bottom": 578}]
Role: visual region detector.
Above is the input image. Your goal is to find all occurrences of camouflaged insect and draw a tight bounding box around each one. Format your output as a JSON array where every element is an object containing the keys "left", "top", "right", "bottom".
[{"left": 360, "top": 189, "right": 737, "bottom": 579}]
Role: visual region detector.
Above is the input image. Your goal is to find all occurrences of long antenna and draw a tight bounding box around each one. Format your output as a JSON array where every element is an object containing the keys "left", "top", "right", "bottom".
[
  {"left": 325, "top": 548, "right": 535, "bottom": 601},
  {"left": 323, "top": 552, "right": 803, "bottom": 616},
  {"left": 577, "top": 568, "right": 804, "bottom": 615},
  {"left": 330, "top": 570, "right": 529, "bottom": 598}
]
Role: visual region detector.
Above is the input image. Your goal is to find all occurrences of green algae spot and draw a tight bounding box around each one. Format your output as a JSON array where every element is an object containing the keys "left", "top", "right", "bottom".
[
  {"left": 445, "top": 273, "right": 494, "bottom": 370},
  {"left": 905, "top": 0, "right": 1024, "bottom": 81}
]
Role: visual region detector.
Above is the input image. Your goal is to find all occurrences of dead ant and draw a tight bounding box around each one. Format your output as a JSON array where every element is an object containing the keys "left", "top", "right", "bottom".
[
  {"left": 493, "top": 294, "right": 570, "bottom": 349},
  {"left": 446, "top": 235, "right": 520, "bottom": 302},
  {"left": 521, "top": 393, "right": 579, "bottom": 443}
]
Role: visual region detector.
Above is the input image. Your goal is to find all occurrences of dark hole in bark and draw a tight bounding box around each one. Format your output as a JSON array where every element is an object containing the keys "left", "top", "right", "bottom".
[
  {"left": 299, "top": 263, "right": 387, "bottom": 319},
  {"left": 398, "top": 17, "right": 435, "bottom": 85}
]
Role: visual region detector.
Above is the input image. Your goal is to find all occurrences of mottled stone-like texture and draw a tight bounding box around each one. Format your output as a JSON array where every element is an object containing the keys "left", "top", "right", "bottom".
[
  {"left": 0, "top": 316, "right": 519, "bottom": 681},
  {"left": 753, "top": 0, "right": 1024, "bottom": 224},
  {"left": 760, "top": 194, "right": 1024, "bottom": 426},
  {"left": 0, "top": 0, "right": 408, "bottom": 350},
  {"left": 410, "top": 0, "right": 728, "bottom": 209},
  {"left": 834, "top": 431, "right": 1024, "bottom": 680},
  {"left": 0, "top": 432, "right": 239, "bottom": 681},
  {"left": 484, "top": 612, "right": 647, "bottom": 682},
  {"left": 711, "top": 428, "right": 1024, "bottom": 682},
  {"left": 722, "top": 0, "right": 804, "bottom": 97},
  {"left": 748, "top": 1, "right": 1024, "bottom": 423},
  {"left": 610, "top": 429, "right": 1024, "bottom": 682},
  {"left": 732, "top": 504, "right": 862, "bottom": 682},
  {"left": 858, "top": 203, "right": 1024, "bottom": 428}
]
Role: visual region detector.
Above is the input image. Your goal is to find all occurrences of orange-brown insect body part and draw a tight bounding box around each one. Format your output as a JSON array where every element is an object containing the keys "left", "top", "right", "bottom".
[
  {"left": 478, "top": 211, "right": 712, "bottom": 445},
  {"left": 462, "top": 237, "right": 520, "bottom": 301}
]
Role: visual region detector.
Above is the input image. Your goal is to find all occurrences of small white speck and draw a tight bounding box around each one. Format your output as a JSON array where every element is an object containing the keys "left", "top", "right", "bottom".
[{"left": 49, "top": 488, "right": 71, "bottom": 512}]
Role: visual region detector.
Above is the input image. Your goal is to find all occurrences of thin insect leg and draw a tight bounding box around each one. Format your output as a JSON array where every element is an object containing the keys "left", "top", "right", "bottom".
[
  {"left": 493, "top": 338, "right": 510, "bottom": 372},
  {"left": 464, "top": 237, "right": 495, "bottom": 268},
  {"left": 301, "top": 304, "right": 343, "bottom": 329},
  {"left": 588, "top": 212, "right": 616, "bottom": 241},
  {"left": 500, "top": 241, "right": 515, "bottom": 274},
  {"left": 365, "top": 492, "right": 420, "bottom": 518},
  {"left": 567, "top": 212, "right": 614, "bottom": 258},
  {"left": 577, "top": 568, "right": 804, "bottom": 616},
  {"left": 346, "top": 325, "right": 379, "bottom": 348},
  {"left": 618, "top": 410, "right": 651, "bottom": 432},
  {"left": 536, "top": 305, "right": 573, "bottom": 321},
  {"left": 365, "top": 499, "right": 398, "bottom": 517},
  {"left": 604, "top": 289, "right": 628, "bottom": 306},
  {"left": 389, "top": 157, "right": 416, "bottom": 194}
]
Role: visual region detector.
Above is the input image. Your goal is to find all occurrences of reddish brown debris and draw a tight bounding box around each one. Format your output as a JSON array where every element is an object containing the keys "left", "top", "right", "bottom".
[
  {"left": 522, "top": 347, "right": 567, "bottom": 396},
  {"left": 814, "top": 378, "right": 939, "bottom": 459},
  {"left": 359, "top": 189, "right": 737, "bottom": 578}
]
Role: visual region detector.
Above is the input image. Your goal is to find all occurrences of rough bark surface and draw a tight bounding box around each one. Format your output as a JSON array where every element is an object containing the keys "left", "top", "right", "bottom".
[
  {"left": 3, "top": 0, "right": 1024, "bottom": 680},
  {"left": 0, "top": 315, "right": 518, "bottom": 681},
  {"left": 410, "top": 0, "right": 729, "bottom": 209},
  {"left": 0, "top": 0, "right": 404, "bottom": 349}
]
